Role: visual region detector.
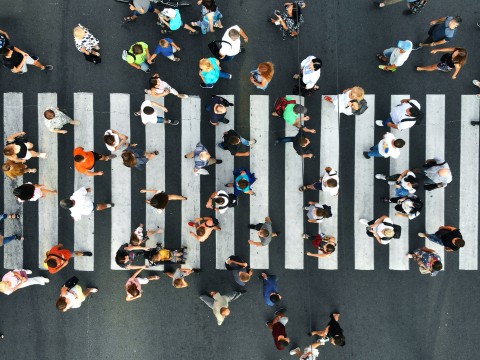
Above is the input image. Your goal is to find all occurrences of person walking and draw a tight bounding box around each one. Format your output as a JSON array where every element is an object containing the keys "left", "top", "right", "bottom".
[
  {"left": 226, "top": 168, "right": 256, "bottom": 196},
  {"left": 303, "top": 233, "right": 337, "bottom": 258},
  {"left": 408, "top": 247, "right": 443, "bottom": 276},
  {"left": 225, "top": 256, "right": 253, "bottom": 286},
  {"left": 165, "top": 268, "right": 199, "bottom": 288},
  {"left": 43, "top": 107, "right": 80, "bottom": 134},
  {"left": 270, "top": 1, "right": 305, "bottom": 38},
  {"left": 123, "top": 42, "right": 151, "bottom": 73},
  {"left": 267, "top": 308, "right": 290, "bottom": 350},
  {"left": 324, "top": 86, "right": 367, "bottom": 116},
  {"left": 260, "top": 272, "right": 282, "bottom": 306},
  {"left": 382, "top": 194, "right": 423, "bottom": 220},
  {"left": 218, "top": 129, "right": 256, "bottom": 157},
  {"left": 374, "top": 0, "right": 428, "bottom": 15},
  {"left": 293, "top": 56, "right": 321, "bottom": 96},
  {"left": 416, "top": 157, "right": 452, "bottom": 190},
  {"left": 0, "top": 232, "right": 22, "bottom": 249},
  {"left": 218, "top": 25, "right": 248, "bottom": 61},
  {"left": 205, "top": 189, "right": 238, "bottom": 213},
  {"left": 157, "top": 8, "right": 198, "bottom": 34},
  {"left": 73, "top": 146, "right": 114, "bottom": 176},
  {"left": 121, "top": 145, "right": 158, "bottom": 171},
  {"left": 289, "top": 343, "right": 322, "bottom": 359},
  {"left": 249, "top": 62, "right": 274, "bottom": 90},
  {"left": 191, "top": 0, "right": 223, "bottom": 34},
  {"left": 198, "top": 57, "right": 231, "bottom": 88},
  {"left": 60, "top": 187, "right": 113, "bottom": 221},
  {"left": 13, "top": 183, "right": 56, "bottom": 203},
  {"left": 272, "top": 96, "right": 311, "bottom": 129},
  {"left": 104, "top": 129, "right": 129, "bottom": 152},
  {"left": 375, "top": 99, "right": 422, "bottom": 130},
  {"left": 363, "top": 133, "right": 405, "bottom": 159},
  {"left": 0, "top": 269, "right": 49, "bottom": 295},
  {"left": 130, "top": 223, "right": 162, "bottom": 246},
  {"left": 55, "top": 278, "right": 98, "bottom": 312},
  {"left": 148, "top": 38, "right": 181, "bottom": 63},
  {"left": 248, "top": 216, "right": 278, "bottom": 247},
  {"left": 418, "top": 226, "right": 465, "bottom": 252},
  {"left": 308, "top": 313, "right": 346, "bottom": 347},
  {"left": 146, "top": 73, "right": 188, "bottom": 99},
  {"left": 73, "top": 24, "right": 101, "bottom": 64},
  {"left": 415, "top": 16, "right": 462, "bottom": 49},
  {"left": 123, "top": 0, "right": 161, "bottom": 23},
  {"left": 115, "top": 243, "right": 151, "bottom": 270},
  {"left": 206, "top": 95, "right": 233, "bottom": 126},
  {"left": 141, "top": 189, "right": 187, "bottom": 214},
  {"left": 275, "top": 129, "right": 315, "bottom": 159},
  {"left": 4, "top": 131, "right": 46, "bottom": 163},
  {"left": 299, "top": 167, "right": 339, "bottom": 195},
  {"left": 417, "top": 47, "right": 467, "bottom": 80},
  {"left": 2, "top": 161, "right": 36, "bottom": 180},
  {"left": 376, "top": 40, "right": 413, "bottom": 72},
  {"left": 199, "top": 290, "right": 245, "bottom": 325},
  {"left": 0, "top": 45, "right": 53, "bottom": 74},
  {"left": 359, "top": 216, "right": 398, "bottom": 245},
  {"left": 305, "top": 202, "right": 332, "bottom": 224},
  {"left": 188, "top": 216, "right": 221, "bottom": 242},
  {"left": 0, "top": 28, "right": 10, "bottom": 50},
  {"left": 125, "top": 267, "right": 160, "bottom": 301},
  {"left": 44, "top": 244, "right": 92, "bottom": 274},
  {"left": 184, "top": 142, "right": 222, "bottom": 175},
  {"left": 375, "top": 169, "right": 418, "bottom": 197}
]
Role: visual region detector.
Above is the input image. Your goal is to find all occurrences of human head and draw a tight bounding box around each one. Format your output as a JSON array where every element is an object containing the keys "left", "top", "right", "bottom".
[
  {"left": 239, "top": 272, "right": 251, "bottom": 283},
  {"left": 220, "top": 307, "right": 230, "bottom": 317},
  {"left": 299, "top": 137, "right": 310, "bottom": 147},
  {"left": 3, "top": 145, "right": 15, "bottom": 157},
  {"left": 332, "top": 334, "right": 345, "bottom": 346},
  {"left": 199, "top": 58, "right": 213, "bottom": 72},
  {"left": 121, "top": 151, "right": 136, "bottom": 168},
  {"left": 311, "top": 58, "right": 322, "bottom": 70},
  {"left": 104, "top": 134, "right": 115, "bottom": 146},
  {"left": 130, "top": 233, "right": 141, "bottom": 246},
  {"left": 196, "top": 227, "right": 206, "bottom": 236},
  {"left": 293, "top": 104, "right": 307, "bottom": 115},
  {"left": 132, "top": 44, "right": 143, "bottom": 55},
  {"left": 315, "top": 208, "right": 328, "bottom": 218},
  {"left": 46, "top": 258, "right": 59, "bottom": 269},
  {"left": 325, "top": 244, "right": 336, "bottom": 253},
  {"left": 127, "top": 283, "right": 140, "bottom": 297},
  {"left": 143, "top": 106, "right": 154, "bottom": 115},
  {"left": 55, "top": 297, "right": 68, "bottom": 311},
  {"left": 453, "top": 238, "right": 465, "bottom": 248},
  {"left": 449, "top": 16, "right": 462, "bottom": 29},
  {"left": 453, "top": 47, "right": 467, "bottom": 67},
  {"left": 44, "top": 109, "right": 55, "bottom": 120},
  {"left": 13, "top": 183, "right": 35, "bottom": 201},
  {"left": 384, "top": 228, "right": 395, "bottom": 238},
  {"left": 173, "top": 278, "right": 188, "bottom": 288},
  {"left": 159, "top": 39, "right": 170, "bottom": 48},
  {"left": 73, "top": 26, "right": 86, "bottom": 39},
  {"left": 74, "top": 154, "right": 85, "bottom": 163},
  {"left": 257, "top": 62, "right": 274, "bottom": 81},
  {"left": 269, "top": 293, "right": 281, "bottom": 304},
  {"left": 393, "top": 139, "right": 405, "bottom": 148},
  {"left": 60, "top": 199, "right": 74, "bottom": 209},
  {"left": 326, "top": 178, "right": 337, "bottom": 188},
  {"left": 351, "top": 86, "right": 365, "bottom": 100},
  {"left": 432, "top": 261, "right": 443, "bottom": 272},
  {"left": 228, "top": 28, "right": 240, "bottom": 41},
  {"left": 214, "top": 197, "right": 225, "bottom": 206},
  {"left": 258, "top": 229, "right": 270, "bottom": 238},
  {"left": 149, "top": 192, "right": 169, "bottom": 209},
  {"left": 407, "top": 106, "right": 421, "bottom": 118},
  {"left": 115, "top": 252, "right": 129, "bottom": 265},
  {"left": 201, "top": 0, "right": 216, "bottom": 10},
  {"left": 228, "top": 136, "right": 240, "bottom": 146},
  {"left": 237, "top": 179, "right": 249, "bottom": 189}
]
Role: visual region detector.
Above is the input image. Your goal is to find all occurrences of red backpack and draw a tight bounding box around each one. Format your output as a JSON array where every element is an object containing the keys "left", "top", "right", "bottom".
[{"left": 274, "top": 96, "right": 296, "bottom": 116}]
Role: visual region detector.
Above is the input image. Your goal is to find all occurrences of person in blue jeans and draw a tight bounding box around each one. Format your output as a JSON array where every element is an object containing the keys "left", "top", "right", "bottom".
[
  {"left": 260, "top": 272, "right": 282, "bottom": 306},
  {"left": 123, "top": 0, "right": 161, "bottom": 23},
  {"left": 0, "top": 213, "right": 22, "bottom": 247},
  {"left": 225, "top": 168, "right": 256, "bottom": 196},
  {"left": 363, "top": 132, "right": 405, "bottom": 159},
  {"left": 199, "top": 57, "right": 231, "bottom": 88}
]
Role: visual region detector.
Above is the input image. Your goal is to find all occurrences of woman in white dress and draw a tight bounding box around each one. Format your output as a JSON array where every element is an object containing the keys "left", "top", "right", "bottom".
[{"left": 324, "top": 86, "right": 365, "bottom": 116}]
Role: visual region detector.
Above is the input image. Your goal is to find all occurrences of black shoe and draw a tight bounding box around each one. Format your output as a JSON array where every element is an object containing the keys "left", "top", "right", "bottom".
[
  {"left": 222, "top": 119, "right": 230, "bottom": 124},
  {"left": 150, "top": 59, "right": 156, "bottom": 64},
  {"left": 275, "top": 308, "right": 286, "bottom": 316},
  {"left": 308, "top": 332, "right": 313, "bottom": 336},
  {"left": 82, "top": 251, "right": 93, "bottom": 256},
  {"left": 363, "top": 152, "right": 370, "bottom": 159},
  {"left": 193, "top": 268, "right": 202, "bottom": 273},
  {"left": 238, "top": 289, "right": 247, "bottom": 294},
  {"left": 145, "top": 69, "right": 151, "bottom": 74},
  {"left": 215, "top": 159, "right": 223, "bottom": 164},
  {"left": 403, "top": 9, "right": 412, "bottom": 15},
  {"left": 471, "top": 121, "right": 480, "bottom": 126},
  {"left": 373, "top": 1, "right": 384, "bottom": 8},
  {"left": 110, "top": 203, "right": 115, "bottom": 207}
]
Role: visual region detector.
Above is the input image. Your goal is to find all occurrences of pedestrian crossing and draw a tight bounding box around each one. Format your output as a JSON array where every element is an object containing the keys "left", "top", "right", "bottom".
[{"left": 1, "top": 92, "right": 479, "bottom": 272}]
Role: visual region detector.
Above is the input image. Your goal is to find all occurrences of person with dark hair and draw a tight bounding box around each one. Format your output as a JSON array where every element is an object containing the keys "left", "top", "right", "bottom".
[
  {"left": 275, "top": 129, "right": 315, "bottom": 159},
  {"left": 55, "top": 281, "right": 97, "bottom": 312},
  {"left": 408, "top": 247, "right": 443, "bottom": 276},
  {"left": 377, "top": 40, "right": 413, "bottom": 72},
  {"left": 260, "top": 272, "right": 282, "bottom": 306},
  {"left": 376, "top": 169, "right": 418, "bottom": 197},
  {"left": 304, "top": 233, "right": 337, "bottom": 258},
  {"left": 4, "top": 131, "right": 46, "bottom": 163},
  {"left": 417, "top": 47, "right": 468, "bottom": 80},
  {"left": 363, "top": 132, "right": 405, "bottom": 159},
  {"left": 121, "top": 144, "right": 158, "bottom": 171},
  {"left": 250, "top": 62, "right": 275, "bottom": 90},
  {"left": 124, "top": 42, "right": 150, "bottom": 73},
  {"left": 191, "top": 0, "right": 223, "bottom": 34},
  {"left": 359, "top": 216, "right": 397, "bottom": 245},
  {"left": 418, "top": 225, "right": 465, "bottom": 252},
  {"left": 60, "top": 187, "right": 113, "bottom": 221},
  {"left": 199, "top": 289, "right": 245, "bottom": 326},
  {"left": 184, "top": 142, "right": 222, "bottom": 175},
  {"left": 218, "top": 129, "right": 256, "bottom": 157},
  {"left": 145, "top": 73, "right": 188, "bottom": 99},
  {"left": 188, "top": 216, "right": 221, "bottom": 242},
  {"left": 293, "top": 55, "right": 321, "bottom": 95},
  {"left": 375, "top": 99, "right": 422, "bottom": 130},
  {"left": 115, "top": 243, "right": 151, "bottom": 270},
  {"left": 267, "top": 308, "right": 290, "bottom": 350},
  {"left": 125, "top": 266, "right": 160, "bottom": 301},
  {"left": 73, "top": 146, "right": 114, "bottom": 176},
  {"left": 226, "top": 168, "right": 256, "bottom": 196},
  {"left": 141, "top": 189, "right": 186, "bottom": 214},
  {"left": 300, "top": 167, "right": 339, "bottom": 196},
  {"left": 123, "top": 0, "right": 161, "bottom": 23},
  {"left": 383, "top": 194, "right": 422, "bottom": 220},
  {"left": 219, "top": 25, "right": 248, "bottom": 61},
  {"left": 206, "top": 95, "right": 233, "bottom": 126},
  {"left": 270, "top": 1, "right": 306, "bottom": 38},
  {"left": 0, "top": 45, "right": 52, "bottom": 74},
  {"left": 272, "top": 96, "right": 311, "bottom": 128},
  {"left": 205, "top": 190, "right": 238, "bottom": 214},
  {"left": 248, "top": 216, "right": 278, "bottom": 247},
  {"left": 44, "top": 244, "right": 92, "bottom": 274},
  {"left": 2, "top": 160, "right": 36, "bottom": 179},
  {"left": 104, "top": 129, "right": 129, "bottom": 152},
  {"left": 417, "top": 157, "right": 452, "bottom": 190},
  {"left": 305, "top": 202, "right": 332, "bottom": 224},
  {"left": 13, "top": 182, "right": 56, "bottom": 203},
  {"left": 43, "top": 107, "right": 80, "bottom": 134},
  {"left": 416, "top": 16, "right": 462, "bottom": 48},
  {"left": 135, "top": 99, "right": 178, "bottom": 126},
  {"left": 308, "top": 313, "right": 346, "bottom": 347},
  {"left": 225, "top": 256, "right": 253, "bottom": 286}
]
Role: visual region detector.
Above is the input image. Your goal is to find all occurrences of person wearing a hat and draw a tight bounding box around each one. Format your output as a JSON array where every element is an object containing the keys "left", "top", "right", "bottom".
[
  {"left": 376, "top": 40, "right": 413, "bottom": 72},
  {"left": 375, "top": 98, "right": 422, "bottom": 130},
  {"left": 157, "top": 8, "right": 198, "bottom": 35}
]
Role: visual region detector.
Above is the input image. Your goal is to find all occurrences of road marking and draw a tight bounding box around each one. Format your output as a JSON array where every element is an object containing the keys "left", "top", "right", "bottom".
[
  {"left": 249, "top": 95, "right": 269, "bottom": 269},
  {"left": 37, "top": 93, "right": 58, "bottom": 270},
  {"left": 354, "top": 94, "right": 375, "bottom": 270},
  {"left": 459, "top": 95, "right": 479, "bottom": 270}
]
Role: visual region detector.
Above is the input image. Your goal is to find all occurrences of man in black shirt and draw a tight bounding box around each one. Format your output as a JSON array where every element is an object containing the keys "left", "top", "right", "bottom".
[
  {"left": 418, "top": 225, "right": 465, "bottom": 252},
  {"left": 308, "top": 312, "right": 346, "bottom": 347},
  {"left": 275, "top": 129, "right": 314, "bottom": 158},
  {"left": 218, "top": 129, "right": 256, "bottom": 157},
  {"left": 0, "top": 45, "right": 53, "bottom": 74},
  {"left": 205, "top": 95, "right": 233, "bottom": 126}
]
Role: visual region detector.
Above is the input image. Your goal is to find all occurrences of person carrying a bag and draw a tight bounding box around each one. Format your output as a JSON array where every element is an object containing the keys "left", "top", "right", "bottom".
[
  {"left": 408, "top": 247, "right": 443, "bottom": 276},
  {"left": 218, "top": 25, "right": 248, "bottom": 61},
  {"left": 73, "top": 24, "right": 101, "bottom": 64}
]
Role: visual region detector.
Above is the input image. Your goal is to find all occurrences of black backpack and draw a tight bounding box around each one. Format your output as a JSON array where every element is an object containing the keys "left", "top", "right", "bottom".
[
  {"left": 352, "top": 99, "right": 368, "bottom": 115},
  {"left": 208, "top": 40, "right": 231, "bottom": 59},
  {"left": 322, "top": 204, "right": 333, "bottom": 218},
  {"left": 383, "top": 222, "right": 402, "bottom": 239}
]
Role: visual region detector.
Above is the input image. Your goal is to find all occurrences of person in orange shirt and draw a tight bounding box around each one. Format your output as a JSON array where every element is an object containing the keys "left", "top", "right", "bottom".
[
  {"left": 44, "top": 244, "right": 92, "bottom": 274},
  {"left": 73, "top": 147, "right": 114, "bottom": 176}
]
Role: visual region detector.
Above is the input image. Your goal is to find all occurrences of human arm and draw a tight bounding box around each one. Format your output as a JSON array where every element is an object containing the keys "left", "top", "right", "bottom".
[
  {"left": 429, "top": 17, "right": 447, "bottom": 26},
  {"left": 6, "top": 131, "right": 26, "bottom": 142},
  {"left": 206, "top": 191, "right": 217, "bottom": 209},
  {"left": 50, "top": 129, "right": 68, "bottom": 134},
  {"left": 431, "top": 47, "right": 456, "bottom": 54},
  {"left": 226, "top": 258, "right": 248, "bottom": 268},
  {"left": 248, "top": 240, "right": 263, "bottom": 247},
  {"left": 301, "top": 126, "right": 316, "bottom": 134},
  {"left": 0, "top": 29, "right": 9, "bottom": 39},
  {"left": 125, "top": 245, "right": 151, "bottom": 251},
  {"left": 140, "top": 189, "right": 158, "bottom": 193},
  {"left": 151, "top": 101, "right": 168, "bottom": 113},
  {"left": 147, "top": 53, "right": 157, "bottom": 64},
  {"left": 306, "top": 251, "right": 329, "bottom": 258},
  {"left": 85, "top": 170, "right": 104, "bottom": 176},
  {"left": 451, "top": 64, "right": 461, "bottom": 80},
  {"left": 129, "top": 267, "right": 144, "bottom": 280},
  {"left": 302, "top": 153, "right": 314, "bottom": 159},
  {"left": 128, "top": 61, "right": 141, "bottom": 70},
  {"left": 171, "top": 41, "right": 181, "bottom": 51}
]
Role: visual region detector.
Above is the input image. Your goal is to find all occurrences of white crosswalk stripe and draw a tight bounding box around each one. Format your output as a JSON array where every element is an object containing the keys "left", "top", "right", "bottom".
[{"left": 1, "top": 92, "right": 479, "bottom": 272}]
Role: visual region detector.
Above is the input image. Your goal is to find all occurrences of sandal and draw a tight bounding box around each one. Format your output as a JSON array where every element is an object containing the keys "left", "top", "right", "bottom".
[
  {"left": 160, "top": 30, "right": 171, "bottom": 34},
  {"left": 123, "top": 16, "right": 135, "bottom": 23},
  {"left": 376, "top": 53, "right": 387, "bottom": 62},
  {"left": 8, "top": 214, "right": 20, "bottom": 219},
  {"left": 299, "top": 185, "right": 309, "bottom": 192},
  {"left": 152, "top": 150, "right": 159, "bottom": 155},
  {"left": 323, "top": 96, "right": 333, "bottom": 103},
  {"left": 188, "top": 30, "right": 199, "bottom": 35}
]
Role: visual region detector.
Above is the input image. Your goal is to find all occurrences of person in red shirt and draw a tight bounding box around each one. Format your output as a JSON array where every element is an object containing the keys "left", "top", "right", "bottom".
[
  {"left": 44, "top": 244, "right": 92, "bottom": 274},
  {"left": 73, "top": 147, "right": 114, "bottom": 176},
  {"left": 267, "top": 308, "right": 290, "bottom": 350}
]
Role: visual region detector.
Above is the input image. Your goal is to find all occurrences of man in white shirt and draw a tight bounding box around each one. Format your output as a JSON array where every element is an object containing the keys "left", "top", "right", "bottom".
[
  {"left": 59, "top": 187, "right": 113, "bottom": 221},
  {"left": 375, "top": 99, "right": 422, "bottom": 130},
  {"left": 134, "top": 100, "right": 178, "bottom": 125},
  {"left": 420, "top": 157, "right": 453, "bottom": 190},
  {"left": 364, "top": 133, "right": 405, "bottom": 159},
  {"left": 299, "top": 166, "right": 339, "bottom": 196},
  {"left": 377, "top": 40, "right": 413, "bottom": 72},
  {"left": 293, "top": 56, "right": 322, "bottom": 95},
  {"left": 199, "top": 290, "right": 245, "bottom": 325},
  {"left": 218, "top": 25, "right": 248, "bottom": 61}
]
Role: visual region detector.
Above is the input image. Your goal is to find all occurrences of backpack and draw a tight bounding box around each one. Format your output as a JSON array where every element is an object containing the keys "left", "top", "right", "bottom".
[
  {"left": 383, "top": 222, "right": 402, "bottom": 239},
  {"left": 227, "top": 193, "right": 238, "bottom": 207},
  {"left": 322, "top": 204, "right": 333, "bottom": 218},
  {"left": 352, "top": 99, "right": 368, "bottom": 115},
  {"left": 0, "top": 34, "right": 9, "bottom": 49},
  {"left": 400, "top": 102, "right": 424, "bottom": 125},
  {"left": 122, "top": 50, "right": 136, "bottom": 62},
  {"left": 208, "top": 40, "right": 231, "bottom": 59},
  {"left": 274, "top": 96, "right": 296, "bottom": 116}
]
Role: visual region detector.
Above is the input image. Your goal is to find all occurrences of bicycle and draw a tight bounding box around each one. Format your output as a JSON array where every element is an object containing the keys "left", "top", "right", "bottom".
[{"left": 114, "top": 0, "right": 191, "bottom": 8}]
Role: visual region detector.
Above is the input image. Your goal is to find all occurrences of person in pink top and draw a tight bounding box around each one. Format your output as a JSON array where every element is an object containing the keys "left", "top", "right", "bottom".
[
  {"left": 0, "top": 269, "right": 49, "bottom": 295},
  {"left": 125, "top": 267, "right": 160, "bottom": 301}
]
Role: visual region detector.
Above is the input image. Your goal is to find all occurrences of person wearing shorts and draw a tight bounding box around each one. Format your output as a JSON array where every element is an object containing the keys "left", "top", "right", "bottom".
[
  {"left": 55, "top": 283, "right": 98, "bottom": 312},
  {"left": 135, "top": 99, "right": 178, "bottom": 125},
  {"left": 145, "top": 73, "right": 188, "bottom": 99},
  {"left": 0, "top": 45, "right": 52, "bottom": 74},
  {"left": 267, "top": 308, "right": 290, "bottom": 350},
  {"left": 123, "top": 0, "right": 160, "bottom": 22},
  {"left": 73, "top": 147, "right": 114, "bottom": 176},
  {"left": 148, "top": 38, "right": 181, "bottom": 63}
]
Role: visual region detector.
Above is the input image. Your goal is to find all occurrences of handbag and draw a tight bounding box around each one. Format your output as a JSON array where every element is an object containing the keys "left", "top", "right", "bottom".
[
  {"left": 84, "top": 53, "right": 101, "bottom": 64},
  {"left": 208, "top": 40, "right": 231, "bottom": 59},
  {"left": 63, "top": 276, "right": 79, "bottom": 290}
]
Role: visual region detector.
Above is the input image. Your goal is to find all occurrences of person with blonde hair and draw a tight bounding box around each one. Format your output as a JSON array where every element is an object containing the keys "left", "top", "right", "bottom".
[
  {"left": 73, "top": 24, "right": 100, "bottom": 63},
  {"left": 43, "top": 107, "right": 80, "bottom": 134},
  {"left": 2, "top": 160, "right": 36, "bottom": 179},
  {"left": 249, "top": 62, "right": 274, "bottom": 90},
  {"left": 165, "top": 268, "right": 199, "bottom": 288},
  {"left": 0, "top": 269, "right": 49, "bottom": 295},
  {"left": 198, "top": 57, "right": 231, "bottom": 88},
  {"left": 324, "top": 86, "right": 367, "bottom": 116}
]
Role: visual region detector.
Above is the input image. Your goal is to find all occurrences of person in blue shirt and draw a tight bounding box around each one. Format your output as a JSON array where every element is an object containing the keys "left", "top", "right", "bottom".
[
  {"left": 260, "top": 272, "right": 282, "bottom": 306},
  {"left": 416, "top": 16, "right": 461, "bottom": 48},
  {"left": 148, "top": 38, "right": 181, "bottom": 63}
]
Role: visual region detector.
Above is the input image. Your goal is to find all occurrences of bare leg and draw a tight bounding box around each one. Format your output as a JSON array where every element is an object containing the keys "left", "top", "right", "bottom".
[
  {"left": 83, "top": 287, "right": 98, "bottom": 297},
  {"left": 32, "top": 59, "right": 46, "bottom": 70},
  {"left": 184, "top": 151, "right": 194, "bottom": 158},
  {"left": 416, "top": 64, "right": 438, "bottom": 72},
  {"left": 96, "top": 203, "right": 113, "bottom": 211},
  {"left": 168, "top": 194, "right": 187, "bottom": 201},
  {"left": 184, "top": 23, "right": 197, "bottom": 32}
]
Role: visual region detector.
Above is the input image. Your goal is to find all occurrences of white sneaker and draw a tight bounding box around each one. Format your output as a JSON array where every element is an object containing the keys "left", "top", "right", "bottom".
[
  {"left": 179, "top": 94, "right": 189, "bottom": 99},
  {"left": 89, "top": 288, "right": 98, "bottom": 293},
  {"left": 375, "top": 174, "right": 387, "bottom": 180},
  {"left": 25, "top": 269, "right": 32, "bottom": 275},
  {"left": 304, "top": 206, "right": 310, "bottom": 210},
  {"left": 473, "top": 80, "right": 480, "bottom": 88},
  {"left": 417, "top": 232, "right": 426, "bottom": 238},
  {"left": 43, "top": 278, "right": 50, "bottom": 283},
  {"left": 359, "top": 219, "right": 370, "bottom": 226},
  {"left": 39, "top": 153, "right": 47, "bottom": 158},
  {"left": 375, "top": 120, "right": 384, "bottom": 127},
  {"left": 289, "top": 347, "right": 300, "bottom": 355}
]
